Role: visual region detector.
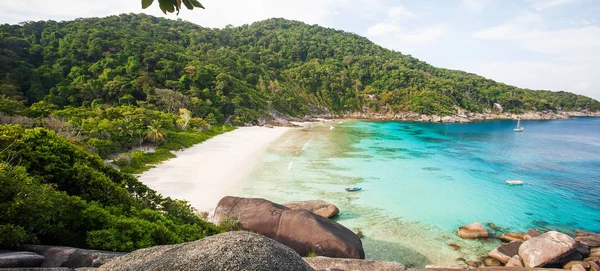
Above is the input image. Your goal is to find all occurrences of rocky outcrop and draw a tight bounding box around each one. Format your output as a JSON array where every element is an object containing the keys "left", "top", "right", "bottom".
[
  {"left": 564, "top": 261, "right": 590, "bottom": 269},
  {"left": 22, "top": 245, "right": 123, "bottom": 268},
  {"left": 489, "top": 241, "right": 523, "bottom": 263},
  {"left": 304, "top": 257, "right": 405, "bottom": 271},
  {"left": 518, "top": 231, "right": 577, "bottom": 268},
  {"left": 493, "top": 103, "right": 504, "bottom": 113},
  {"left": 0, "top": 251, "right": 45, "bottom": 268},
  {"left": 99, "top": 231, "right": 314, "bottom": 271},
  {"left": 499, "top": 232, "right": 526, "bottom": 242},
  {"left": 458, "top": 222, "right": 489, "bottom": 239},
  {"left": 213, "top": 196, "right": 364, "bottom": 259},
  {"left": 283, "top": 200, "right": 339, "bottom": 219}
]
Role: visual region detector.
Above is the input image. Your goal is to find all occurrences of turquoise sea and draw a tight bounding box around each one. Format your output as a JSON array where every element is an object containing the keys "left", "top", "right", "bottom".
[{"left": 239, "top": 117, "right": 600, "bottom": 267}]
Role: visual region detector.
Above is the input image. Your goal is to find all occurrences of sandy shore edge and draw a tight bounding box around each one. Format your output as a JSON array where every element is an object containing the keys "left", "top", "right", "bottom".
[{"left": 138, "top": 126, "right": 291, "bottom": 213}]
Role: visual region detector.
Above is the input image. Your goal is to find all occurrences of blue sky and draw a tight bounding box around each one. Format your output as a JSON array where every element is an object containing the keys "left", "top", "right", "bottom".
[{"left": 1, "top": 0, "right": 599, "bottom": 100}]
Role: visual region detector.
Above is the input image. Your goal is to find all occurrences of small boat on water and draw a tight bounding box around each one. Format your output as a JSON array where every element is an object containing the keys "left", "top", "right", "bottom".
[
  {"left": 514, "top": 118, "right": 524, "bottom": 132},
  {"left": 506, "top": 180, "right": 524, "bottom": 185},
  {"left": 345, "top": 187, "right": 362, "bottom": 192}
]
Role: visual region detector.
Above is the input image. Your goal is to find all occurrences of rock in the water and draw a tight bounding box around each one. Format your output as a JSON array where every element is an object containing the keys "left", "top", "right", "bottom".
[
  {"left": 575, "top": 243, "right": 591, "bottom": 257},
  {"left": 283, "top": 200, "right": 339, "bottom": 219},
  {"left": 458, "top": 222, "right": 489, "bottom": 239},
  {"left": 518, "top": 231, "right": 577, "bottom": 268},
  {"left": 525, "top": 229, "right": 542, "bottom": 240},
  {"left": 0, "top": 251, "right": 45, "bottom": 268},
  {"left": 304, "top": 257, "right": 405, "bottom": 271},
  {"left": 355, "top": 230, "right": 364, "bottom": 239},
  {"left": 448, "top": 244, "right": 460, "bottom": 251},
  {"left": 571, "top": 264, "right": 586, "bottom": 271},
  {"left": 499, "top": 232, "right": 526, "bottom": 242},
  {"left": 213, "top": 196, "right": 364, "bottom": 259},
  {"left": 506, "top": 255, "right": 524, "bottom": 267},
  {"left": 564, "top": 261, "right": 591, "bottom": 269},
  {"left": 489, "top": 241, "right": 522, "bottom": 263},
  {"left": 484, "top": 257, "right": 502, "bottom": 266},
  {"left": 99, "top": 231, "right": 314, "bottom": 271},
  {"left": 23, "top": 245, "right": 124, "bottom": 268},
  {"left": 576, "top": 235, "right": 600, "bottom": 248},
  {"left": 465, "top": 260, "right": 479, "bottom": 267}
]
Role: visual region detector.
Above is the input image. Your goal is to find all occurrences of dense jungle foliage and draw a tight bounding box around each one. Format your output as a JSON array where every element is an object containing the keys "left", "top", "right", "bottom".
[{"left": 0, "top": 13, "right": 598, "bottom": 122}]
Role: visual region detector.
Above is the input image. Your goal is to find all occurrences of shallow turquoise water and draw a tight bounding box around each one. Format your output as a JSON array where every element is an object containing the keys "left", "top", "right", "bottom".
[{"left": 239, "top": 118, "right": 600, "bottom": 267}]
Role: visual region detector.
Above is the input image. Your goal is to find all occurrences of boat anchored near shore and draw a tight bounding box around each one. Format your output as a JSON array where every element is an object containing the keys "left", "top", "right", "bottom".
[
  {"left": 345, "top": 187, "right": 362, "bottom": 192},
  {"left": 514, "top": 118, "right": 524, "bottom": 132},
  {"left": 506, "top": 180, "right": 524, "bottom": 185}
]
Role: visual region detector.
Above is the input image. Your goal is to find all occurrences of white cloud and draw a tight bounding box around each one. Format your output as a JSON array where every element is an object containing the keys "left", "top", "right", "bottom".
[
  {"left": 527, "top": 0, "right": 581, "bottom": 10},
  {"left": 462, "top": 0, "right": 495, "bottom": 13},
  {"left": 366, "top": 22, "right": 401, "bottom": 37},
  {"left": 401, "top": 26, "right": 447, "bottom": 44},
  {"left": 388, "top": 5, "right": 416, "bottom": 20}
]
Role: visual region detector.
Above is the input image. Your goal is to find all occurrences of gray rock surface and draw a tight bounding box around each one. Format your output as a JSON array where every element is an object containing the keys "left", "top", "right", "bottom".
[
  {"left": 304, "top": 257, "right": 404, "bottom": 271},
  {"left": 22, "top": 245, "right": 124, "bottom": 268},
  {"left": 0, "top": 251, "right": 45, "bottom": 268},
  {"left": 518, "top": 231, "right": 576, "bottom": 268},
  {"left": 98, "top": 231, "right": 314, "bottom": 271}
]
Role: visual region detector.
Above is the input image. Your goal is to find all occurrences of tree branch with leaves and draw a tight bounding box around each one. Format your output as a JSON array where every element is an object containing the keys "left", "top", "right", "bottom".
[{"left": 142, "top": 0, "right": 204, "bottom": 15}]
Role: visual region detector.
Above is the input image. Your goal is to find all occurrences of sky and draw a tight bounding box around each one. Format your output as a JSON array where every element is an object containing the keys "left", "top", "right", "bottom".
[{"left": 1, "top": 0, "right": 599, "bottom": 100}]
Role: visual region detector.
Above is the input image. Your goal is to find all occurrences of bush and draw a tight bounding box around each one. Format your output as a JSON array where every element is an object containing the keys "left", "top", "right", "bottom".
[{"left": 0, "top": 224, "right": 33, "bottom": 248}]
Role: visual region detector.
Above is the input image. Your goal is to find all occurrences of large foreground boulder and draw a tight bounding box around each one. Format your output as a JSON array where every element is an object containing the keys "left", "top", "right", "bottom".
[
  {"left": 0, "top": 251, "right": 45, "bottom": 268},
  {"left": 458, "top": 222, "right": 488, "bottom": 239},
  {"left": 213, "top": 196, "right": 364, "bottom": 259},
  {"left": 283, "top": 200, "right": 339, "bottom": 219},
  {"left": 99, "top": 231, "right": 313, "bottom": 271},
  {"left": 304, "top": 257, "right": 405, "bottom": 271},
  {"left": 518, "top": 231, "right": 577, "bottom": 268}
]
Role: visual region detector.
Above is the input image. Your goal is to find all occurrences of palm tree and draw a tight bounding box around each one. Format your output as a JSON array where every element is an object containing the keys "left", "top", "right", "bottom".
[{"left": 145, "top": 124, "right": 166, "bottom": 147}]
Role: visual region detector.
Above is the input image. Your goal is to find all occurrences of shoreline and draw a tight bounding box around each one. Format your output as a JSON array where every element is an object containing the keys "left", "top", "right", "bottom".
[
  {"left": 137, "top": 126, "right": 291, "bottom": 213},
  {"left": 274, "top": 111, "right": 600, "bottom": 125}
]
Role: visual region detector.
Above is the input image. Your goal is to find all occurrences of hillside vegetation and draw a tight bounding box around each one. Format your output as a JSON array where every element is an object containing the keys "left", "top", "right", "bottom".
[{"left": 1, "top": 13, "right": 598, "bottom": 126}]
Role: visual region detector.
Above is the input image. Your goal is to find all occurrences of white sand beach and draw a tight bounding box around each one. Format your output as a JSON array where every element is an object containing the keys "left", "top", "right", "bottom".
[{"left": 138, "top": 126, "right": 290, "bottom": 212}]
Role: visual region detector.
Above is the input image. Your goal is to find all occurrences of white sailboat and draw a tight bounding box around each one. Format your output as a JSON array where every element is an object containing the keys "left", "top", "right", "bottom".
[{"left": 514, "top": 118, "right": 524, "bottom": 132}]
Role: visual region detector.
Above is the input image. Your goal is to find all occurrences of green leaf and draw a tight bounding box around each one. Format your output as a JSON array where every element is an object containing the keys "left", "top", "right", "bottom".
[
  {"left": 141, "top": 0, "right": 154, "bottom": 9},
  {"left": 189, "top": 0, "right": 204, "bottom": 9},
  {"left": 158, "top": 0, "right": 174, "bottom": 14},
  {"left": 182, "top": 0, "right": 193, "bottom": 10}
]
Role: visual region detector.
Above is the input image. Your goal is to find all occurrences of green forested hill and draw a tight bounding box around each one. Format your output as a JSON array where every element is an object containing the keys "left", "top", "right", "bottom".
[{"left": 1, "top": 13, "right": 599, "bottom": 124}]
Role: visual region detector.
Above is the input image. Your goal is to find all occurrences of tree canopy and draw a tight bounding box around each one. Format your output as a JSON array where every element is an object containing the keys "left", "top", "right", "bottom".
[{"left": 0, "top": 13, "right": 597, "bottom": 121}]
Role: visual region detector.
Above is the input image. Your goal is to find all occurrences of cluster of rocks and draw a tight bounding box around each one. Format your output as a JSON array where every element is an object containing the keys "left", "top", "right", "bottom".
[
  {"left": 0, "top": 197, "right": 406, "bottom": 271},
  {"left": 456, "top": 222, "right": 600, "bottom": 270}
]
